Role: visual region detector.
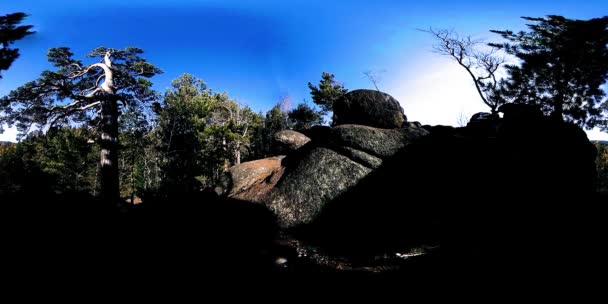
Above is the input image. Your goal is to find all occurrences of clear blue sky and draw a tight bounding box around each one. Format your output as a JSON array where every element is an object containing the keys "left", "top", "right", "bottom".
[{"left": 1, "top": 0, "right": 607, "bottom": 141}]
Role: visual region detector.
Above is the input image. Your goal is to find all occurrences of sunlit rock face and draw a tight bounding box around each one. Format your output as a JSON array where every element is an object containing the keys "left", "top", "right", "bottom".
[
  {"left": 226, "top": 156, "right": 285, "bottom": 204},
  {"left": 273, "top": 130, "right": 311, "bottom": 154},
  {"left": 333, "top": 89, "right": 407, "bottom": 129}
]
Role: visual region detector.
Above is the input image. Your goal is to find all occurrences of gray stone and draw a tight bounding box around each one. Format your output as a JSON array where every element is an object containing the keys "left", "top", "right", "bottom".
[
  {"left": 329, "top": 124, "right": 429, "bottom": 158},
  {"left": 333, "top": 89, "right": 406, "bottom": 128},
  {"left": 265, "top": 147, "right": 372, "bottom": 228},
  {"left": 274, "top": 130, "right": 311, "bottom": 153},
  {"left": 336, "top": 146, "right": 383, "bottom": 169}
]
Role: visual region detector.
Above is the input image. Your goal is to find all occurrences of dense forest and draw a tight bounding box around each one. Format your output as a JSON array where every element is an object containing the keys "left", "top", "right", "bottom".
[{"left": 1, "top": 11, "right": 608, "bottom": 275}]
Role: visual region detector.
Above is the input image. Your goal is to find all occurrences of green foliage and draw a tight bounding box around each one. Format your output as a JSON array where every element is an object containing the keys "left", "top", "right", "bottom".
[
  {"left": 0, "top": 127, "right": 98, "bottom": 196},
  {"left": 307, "top": 72, "right": 348, "bottom": 120},
  {"left": 490, "top": 16, "right": 608, "bottom": 129},
  {"left": 156, "top": 74, "right": 216, "bottom": 193},
  {"left": 250, "top": 103, "right": 288, "bottom": 159},
  {"left": 288, "top": 102, "right": 323, "bottom": 131},
  {"left": 119, "top": 104, "right": 155, "bottom": 200},
  {"left": 0, "top": 12, "right": 34, "bottom": 78},
  {"left": 207, "top": 97, "right": 263, "bottom": 164},
  {"left": 0, "top": 46, "right": 162, "bottom": 139},
  {"left": 0, "top": 45, "right": 161, "bottom": 202},
  {"left": 596, "top": 142, "right": 608, "bottom": 193},
  {"left": 154, "top": 73, "right": 263, "bottom": 193}
]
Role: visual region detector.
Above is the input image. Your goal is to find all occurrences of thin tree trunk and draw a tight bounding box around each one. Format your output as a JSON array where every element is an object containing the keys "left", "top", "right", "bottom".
[
  {"left": 235, "top": 142, "right": 241, "bottom": 165},
  {"left": 130, "top": 156, "right": 135, "bottom": 205},
  {"left": 100, "top": 97, "right": 120, "bottom": 204}
]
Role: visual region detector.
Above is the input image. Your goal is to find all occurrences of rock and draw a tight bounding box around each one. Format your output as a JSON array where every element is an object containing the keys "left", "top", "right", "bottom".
[
  {"left": 405, "top": 121, "right": 422, "bottom": 128},
  {"left": 336, "top": 146, "right": 384, "bottom": 169},
  {"left": 329, "top": 124, "right": 429, "bottom": 158},
  {"left": 227, "top": 156, "right": 285, "bottom": 203},
  {"left": 265, "top": 147, "right": 372, "bottom": 228},
  {"left": 333, "top": 89, "right": 406, "bottom": 128},
  {"left": 273, "top": 130, "right": 311, "bottom": 153}
]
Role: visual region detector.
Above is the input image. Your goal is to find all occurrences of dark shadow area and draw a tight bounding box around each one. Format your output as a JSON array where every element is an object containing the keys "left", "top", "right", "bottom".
[
  {"left": 284, "top": 105, "right": 602, "bottom": 277},
  {"left": 0, "top": 191, "right": 281, "bottom": 277}
]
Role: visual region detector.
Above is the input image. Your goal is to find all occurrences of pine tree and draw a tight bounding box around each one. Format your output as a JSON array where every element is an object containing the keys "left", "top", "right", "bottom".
[
  {"left": 0, "top": 46, "right": 161, "bottom": 203},
  {"left": 490, "top": 16, "right": 608, "bottom": 129},
  {"left": 0, "top": 12, "right": 34, "bottom": 78}
]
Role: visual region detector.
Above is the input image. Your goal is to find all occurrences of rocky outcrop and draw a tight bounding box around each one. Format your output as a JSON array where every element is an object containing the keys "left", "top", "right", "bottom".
[
  {"left": 223, "top": 90, "right": 429, "bottom": 229},
  {"left": 335, "top": 146, "right": 383, "bottom": 169},
  {"left": 266, "top": 147, "right": 372, "bottom": 228},
  {"left": 223, "top": 89, "right": 598, "bottom": 265},
  {"left": 225, "top": 122, "right": 429, "bottom": 228},
  {"left": 329, "top": 124, "right": 429, "bottom": 158},
  {"left": 226, "top": 156, "right": 285, "bottom": 203},
  {"left": 273, "top": 130, "right": 311, "bottom": 153},
  {"left": 333, "top": 89, "right": 406, "bottom": 128}
]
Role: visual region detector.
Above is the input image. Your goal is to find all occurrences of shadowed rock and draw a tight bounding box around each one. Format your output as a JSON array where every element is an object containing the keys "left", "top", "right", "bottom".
[
  {"left": 329, "top": 124, "right": 429, "bottom": 158},
  {"left": 333, "top": 89, "right": 407, "bottom": 128},
  {"left": 335, "top": 146, "right": 383, "bottom": 169},
  {"left": 266, "top": 147, "right": 372, "bottom": 228}
]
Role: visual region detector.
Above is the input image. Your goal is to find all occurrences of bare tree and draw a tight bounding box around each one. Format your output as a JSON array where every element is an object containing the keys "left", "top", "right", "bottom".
[
  {"left": 363, "top": 69, "right": 385, "bottom": 92},
  {"left": 279, "top": 95, "right": 292, "bottom": 113},
  {"left": 422, "top": 28, "right": 506, "bottom": 114},
  {"left": 212, "top": 99, "right": 256, "bottom": 165}
]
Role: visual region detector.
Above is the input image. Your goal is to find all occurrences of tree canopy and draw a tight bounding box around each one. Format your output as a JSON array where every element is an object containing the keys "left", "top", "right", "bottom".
[
  {"left": 307, "top": 72, "right": 348, "bottom": 120},
  {"left": 0, "top": 12, "right": 34, "bottom": 78},
  {"left": 288, "top": 102, "right": 323, "bottom": 131},
  {"left": 490, "top": 15, "right": 608, "bottom": 129},
  {"left": 0, "top": 46, "right": 162, "bottom": 203}
]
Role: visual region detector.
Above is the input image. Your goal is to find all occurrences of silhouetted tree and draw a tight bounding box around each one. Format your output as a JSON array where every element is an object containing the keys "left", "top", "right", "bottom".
[
  {"left": 490, "top": 16, "right": 608, "bottom": 129},
  {"left": 424, "top": 28, "right": 506, "bottom": 114},
  {"left": 0, "top": 46, "right": 162, "bottom": 203},
  {"left": 308, "top": 72, "right": 348, "bottom": 121},
  {"left": 0, "top": 12, "right": 34, "bottom": 78},
  {"left": 288, "top": 102, "right": 323, "bottom": 131}
]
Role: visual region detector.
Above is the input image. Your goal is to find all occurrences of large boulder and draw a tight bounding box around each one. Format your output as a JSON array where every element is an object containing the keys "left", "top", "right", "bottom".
[
  {"left": 273, "top": 130, "right": 311, "bottom": 153},
  {"left": 265, "top": 147, "right": 372, "bottom": 228},
  {"left": 333, "top": 89, "right": 406, "bottom": 128},
  {"left": 329, "top": 124, "right": 429, "bottom": 158},
  {"left": 226, "top": 156, "right": 285, "bottom": 203}
]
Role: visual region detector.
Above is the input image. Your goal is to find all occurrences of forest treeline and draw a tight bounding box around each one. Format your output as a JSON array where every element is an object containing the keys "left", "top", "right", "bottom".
[
  {"left": 1, "top": 13, "right": 608, "bottom": 202},
  {"left": 0, "top": 72, "right": 339, "bottom": 201}
]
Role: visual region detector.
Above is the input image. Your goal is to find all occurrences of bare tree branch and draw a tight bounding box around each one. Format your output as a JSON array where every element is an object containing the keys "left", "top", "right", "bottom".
[{"left": 421, "top": 27, "right": 507, "bottom": 113}]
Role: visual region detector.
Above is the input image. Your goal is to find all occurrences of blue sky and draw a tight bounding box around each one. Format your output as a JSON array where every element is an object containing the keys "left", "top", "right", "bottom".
[{"left": 1, "top": 0, "right": 607, "bottom": 141}]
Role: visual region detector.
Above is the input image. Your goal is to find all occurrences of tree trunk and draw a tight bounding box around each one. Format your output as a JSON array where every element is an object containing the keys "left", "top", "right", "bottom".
[
  {"left": 235, "top": 142, "right": 241, "bottom": 165},
  {"left": 130, "top": 160, "right": 135, "bottom": 205},
  {"left": 100, "top": 97, "right": 120, "bottom": 204}
]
